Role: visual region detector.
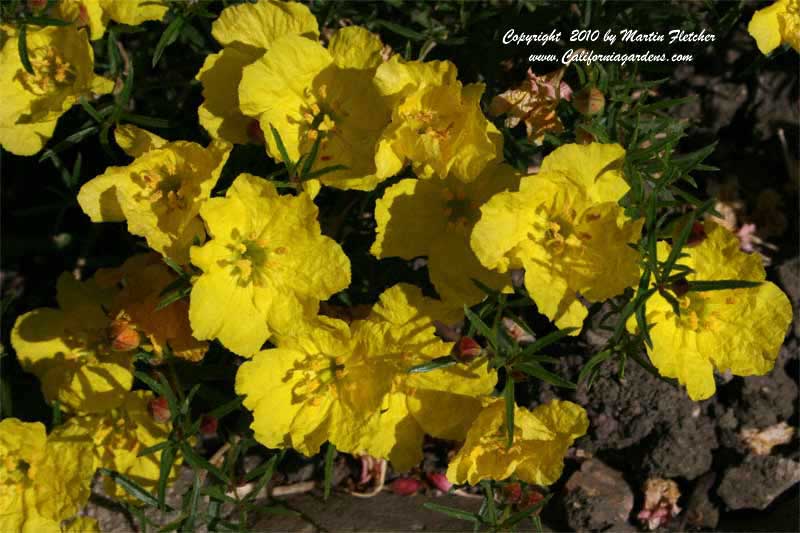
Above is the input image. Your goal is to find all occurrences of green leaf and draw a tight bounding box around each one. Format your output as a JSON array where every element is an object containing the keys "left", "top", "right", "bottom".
[
  {"left": 514, "top": 362, "right": 577, "bottom": 389},
  {"left": 323, "top": 442, "right": 336, "bottom": 501},
  {"left": 243, "top": 451, "right": 283, "bottom": 501},
  {"left": 376, "top": 19, "right": 427, "bottom": 41},
  {"left": 518, "top": 327, "right": 577, "bottom": 359},
  {"left": 269, "top": 124, "right": 295, "bottom": 175},
  {"left": 138, "top": 440, "right": 171, "bottom": 458},
  {"left": 135, "top": 370, "right": 167, "bottom": 397},
  {"left": 408, "top": 356, "right": 456, "bottom": 374},
  {"left": 688, "top": 279, "right": 761, "bottom": 292},
  {"left": 503, "top": 377, "right": 515, "bottom": 448},
  {"left": 577, "top": 349, "right": 613, "bottom": 385},
  {"left": 79, "top": 97, "right": 105, "bottom": 123},
  {"left": 297, "top": 164, "right": 346, "bottom": 180},
  {"left": 500, "top": 494, "right": 552, "bottom": 529},
  {"left": 99, "top": 468, "right": 167, "bottom": 509},
  {"left": 157, "top": 444, "right": 177, "bottom": 510},
  {"left": 23, "top": 16, "right": 71, "bottom": 26},
  {"left": 120, "top": 112, "right": 172, "bottom": 129},
  {"left": 152, "top": 15, "right": 185, "bottom": 68},
  {"left": 661, "top": 200, "right": 714, "bottom": 278},
  {"left": 464, "top": 305, "right": 496, "bottom": 350},
  {"left": 180, "top": 442, "right": 229, "bottom": 483},
  {"left": 38, "top": 125, "right": 99, "bottom": 162},
  {"left": 300, "top": 131, "right": 323, "bottom": 179},
  {"left": 18, "top": 25, "right": 34, "bottom": 75},
  {"left": 423, "top": 503, "right": 481, "bottom": 523}
]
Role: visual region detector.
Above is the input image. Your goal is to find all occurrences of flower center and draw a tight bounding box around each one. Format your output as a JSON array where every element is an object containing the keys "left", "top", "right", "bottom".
[
  {"left": 441, "top": 188, "right": 478, "bottom": 229},
  {"left": 780, "top": 0, "right": 800, "bottom": 50},
  {"left": 138, "top": 171, "right": 188, "bottom": 211},
  {"left": 17, "top": 47, "right": 75, "bottom": 95},
  {"left": 290, "top": 354, "right": 348, "bottom": 405},
  {"left": 673, "top": 292, "right": 738, "bottom": 332},
  {"left": 228, "top": 238, "right": 287, "bottom": 287},
  {"left": 0, "top": 454, "right": 34, "bottom": 489}
]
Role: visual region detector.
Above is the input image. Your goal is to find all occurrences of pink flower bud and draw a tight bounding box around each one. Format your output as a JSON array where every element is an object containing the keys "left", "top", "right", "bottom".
[
  {"left": 426, "top": 472, "right": 452, "bottom": 492},
  {"left": 391, "top": 477, "right": 422, "bottom": 496},
  {"left": 148, "top": 397, "right": 171, "bottom": 423},
  {"left": 199, "top": 415, "right": 218, "bottom": 436},
  {"left": 456, "top": 336, "right": 482, "bottom": 362}
]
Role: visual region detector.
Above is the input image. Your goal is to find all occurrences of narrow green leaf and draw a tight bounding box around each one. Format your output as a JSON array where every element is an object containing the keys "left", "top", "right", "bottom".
[
  {"left": 18, "top": 25, "right": 34, "bottom": 75},
  {"left": 135, "top": 370, "right": 166, "bottom": 397},
  {"left": 423, "top": 503, "right": 481, "bottom": 523},
  {"left": 324, "top": 442, "right": 336, "bottom": 501},
  {"left": 518, "top": 327, "right": 577, "bottom": 359},
  {"left": 138, "top": 440, "right": 171, "bottom": 458},
  {"left": 480, "top": 481, "right": 497, "bottom": 525},
  {"left": 408, "top": 356, "right": 456, "bottom": 374},
  {"left": 79, "top": 97, "right": 104, "bottom": 123},
  {"left": 300, "top": 131, "right": 323, "bottom": 179},
  {"left": 120, "top": 112, "right": 172, "bottom": 129},
  {"left": 463, "top": 305, "right": 496, "bottom": 350},
  {"left": 157, "top": 444, "right": 177, "bottom": 510},
  {"left": 38, "top": 125, "right": 99, "bottom": 162},
  {"left": 503, "top": 377, "right": 515, "bottom": 448},
  {"left": 688, "top": 279, "right": 761, "bottom": 291},
  {"left": 180, "top": 442, "right": 229, "bottom": 483},
  {"left": 99, "top": 467, "right": 166, "bottom": 509},
  {"left": 243, "top": 452, "right": 283, "bottom": 501},
  {"left": 577, "top": 349, "right": 613, "bottom": 385},
  {"left": 152, "top": 15, "right": 185, "bottom": 68},
  {"left": 500, "top": 494, "right": 552, "bottom": 529},
  {"left": 376, "top": 19, "right": 427, "bottom": 41},
  {"left": 515, "top": 361, "right": 577, "bottom": 389},
  {"left": 269, "top": 124, "right": 295, "bottom": 175},
  {"left": 23, "top": 16, "right": 71, "bottom": 26}
]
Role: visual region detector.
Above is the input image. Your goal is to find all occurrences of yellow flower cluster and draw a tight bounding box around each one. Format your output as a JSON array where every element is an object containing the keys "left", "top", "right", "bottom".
[{"left": 4, "top": 2, "right": 796, "bottom": 524}]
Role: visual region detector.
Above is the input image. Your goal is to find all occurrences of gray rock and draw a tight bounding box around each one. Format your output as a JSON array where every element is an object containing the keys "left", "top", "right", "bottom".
[
  {"left": 718, "top": 456, "right": 800, "bottom": 510},
  {"left": 564, "top": 459, "right": 634, "bottom": 532}
]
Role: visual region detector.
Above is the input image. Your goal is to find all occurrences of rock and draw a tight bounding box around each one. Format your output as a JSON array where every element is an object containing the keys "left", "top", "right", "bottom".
[
  {"left": 680, "top": 472, "right": 719, "bottom": 531},
  {"left": 735, "top": 349, "right": 797, "bottom": 429},
  {"left": 644, "top": 411, "right": 718, "bottom": 480},
  {"left": 564, "top": 459, "right": 634, "bottom": 532},
  {"left": 718, "top": 456, "right": 800, "bottom": 510},
  {"left": 777, "top": 257, "right": 800, "bottom": 337}
]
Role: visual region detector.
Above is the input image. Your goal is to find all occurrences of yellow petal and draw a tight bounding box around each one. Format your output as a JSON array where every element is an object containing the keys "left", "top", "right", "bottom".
[
  {"left": 328, "top": 26, "right": 383, "bottom": 69},
  {"left": 211, "top": 0, "right": 319, "bottom": 52}
]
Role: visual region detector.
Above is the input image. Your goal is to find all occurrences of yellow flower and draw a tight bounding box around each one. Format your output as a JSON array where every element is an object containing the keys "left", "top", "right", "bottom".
[
  {"left": 52, "top": 391, "right": 181, "bottom": 502},
  {"left": 237, "top": 284, "right": 494, "bottom": 468},
  {"left": 0, "top": 418, "right": 94, "bottom": 533},
  {"left": 372, "top": 163, "right": 520, "bottom": 307},
  {"left": 95, "top": 253, "right": 208, "bottom": 362},
  {"left": 355, "top": 285, "right": 497, "bottom": 471},
  {"left": 748, "top": 0, "right": 800, "bottom": 54},
  {"left": 471, "top": 143, "right": 642, "bottom": 331},
  {"left": 56, "top": 0, "right": 168, "bottom": 41},
  {"left": 189, "top": 173, "right": 351, "bottom": 356},
  {"left": 0, "top": 23, "right": 113, "bottom": 156},
  {"left": 11, "top": 273, "right": 134, "bottom": 413},
  {"left": 374, "top": 56, "right": 502, "bottom": 182},
  {"left": 630, "top": 222, "right": 793, "bottom": 401},
  {"left": 446, "top": 399, "right": 588, "bottom": 486},
  {"left": 239, "top": 27, "right": 391, "bottom": 190},
  {"left": 196, "top": 0, "right": 319, "bottom": 144},
  {"left": 489, "top": 67, "right": 572, "bottom": 145},
  {"left": 77, "top": 125, "right": 232, "bottom": 264}
]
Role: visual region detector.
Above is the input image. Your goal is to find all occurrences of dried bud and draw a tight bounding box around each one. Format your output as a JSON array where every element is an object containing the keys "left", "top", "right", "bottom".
[
  {"left": 455, "top": 336, "right": 482, "bottom": 362},
  {"left": 686, "top": 221, "right": 707, "bottom": 246},
  {"left": 671, "top": 277, "right": 690, "bottom": 298},
  {"left": 520, "top": 490, "right": 545, "bottom": 513},
  {"left": 426, "top": 472, "right": 453, "bottom": 493},
  {"left": 108, "top": 319, "right": 141, "bottom": 352},
  {"left": 246, "top": 119, "right": 265, "bottom": 144},
  {"left": 503, "top": 482, "right": 523, "bottom": 504},
  {"left": 199, "top": 415, "right": 218, "bottom": 436},
  {"left": 148, "top": 396, "right": 171, "bottom": 423},
  {"left": 391, "top": 477, "right": 422, "bottom": 496},
  {"left": 28, "top": 0, "right": 47, "bottom": 11},
  {"left": 573, "top": 87, "right": 605, "bottom": 116}
]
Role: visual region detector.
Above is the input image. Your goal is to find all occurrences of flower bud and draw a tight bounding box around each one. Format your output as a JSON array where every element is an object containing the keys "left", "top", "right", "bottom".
[
  {"left": 148, "top": 397, "right": 171, "bottom": 423},
  {"left": 108, "top": 319, "right": 141, "bottom": 352},
  {"left": 503, "top": 482, "right": 523, "bottom": 504},
  {"left": 686, "top": 221, "right": 707, "bottom": 246},
  {"left": 247, "top": 120, "right": 265, "bottom": 144},
  {"left": 426, "top": 472, "right": 453, "bottom": 492},
  {"left": 391, "top": 477, "right": 422, "bottom": 495},
  {"left": 520, "top": 489, "right": 545, "bottom": 512},
  {"left": 573, "top": 87, "right": 605, "bottom": 116},
  {"left": 671, "top": 277, "right": 690, "bottom": 298},
  {"left": 200, "top": 415, "right": 218, "bottom": 436},
  {"left": 456, "top": 336, "right": 482, "bottom": 362}
]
